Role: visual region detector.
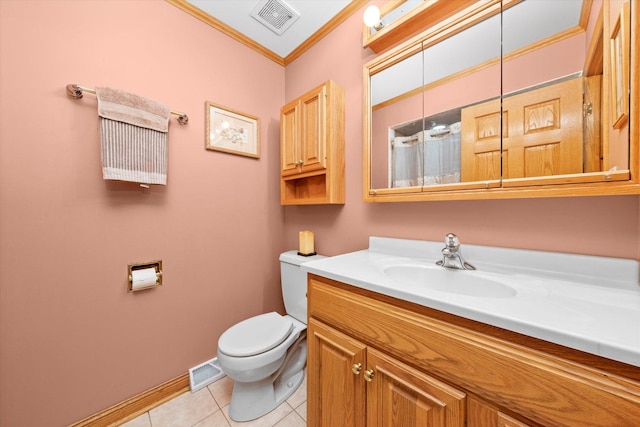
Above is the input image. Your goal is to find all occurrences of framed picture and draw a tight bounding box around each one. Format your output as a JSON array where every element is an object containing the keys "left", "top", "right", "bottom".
[
  {"left": 610, "top": 2, "right": 630, "bottom": 129},
  {"left": 205, "top": 101, "right": 260, "bottom": 158}
]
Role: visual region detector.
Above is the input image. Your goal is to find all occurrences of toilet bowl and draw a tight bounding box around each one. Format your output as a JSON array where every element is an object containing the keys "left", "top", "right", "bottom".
[{"left": 216, "top": 251, "right": 324, "bottom": 422}]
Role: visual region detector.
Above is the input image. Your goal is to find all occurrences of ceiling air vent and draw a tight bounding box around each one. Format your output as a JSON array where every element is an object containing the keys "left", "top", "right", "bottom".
[{"left": 251, "top": 0, "right": 300, "bottom": 35}]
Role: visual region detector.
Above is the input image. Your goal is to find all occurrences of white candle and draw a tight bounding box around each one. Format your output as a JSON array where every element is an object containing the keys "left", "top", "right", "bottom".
[{"left": 299, "top": 231, "right": 315, "bottom": 255}]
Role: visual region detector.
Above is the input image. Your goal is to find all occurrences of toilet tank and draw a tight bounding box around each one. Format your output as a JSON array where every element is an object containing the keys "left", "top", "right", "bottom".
[{"left": 280, "top": 251, "right": 325, "bottom": 323}]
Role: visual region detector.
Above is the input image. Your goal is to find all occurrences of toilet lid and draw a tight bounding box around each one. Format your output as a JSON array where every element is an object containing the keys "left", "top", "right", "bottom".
[{"left": 218, "top": 312, "right": 294, "bottom": 357}]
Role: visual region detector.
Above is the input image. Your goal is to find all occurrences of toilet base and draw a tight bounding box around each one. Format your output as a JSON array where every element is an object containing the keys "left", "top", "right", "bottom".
[
  {"left": 228, "top": 335, "right": 307, "bottom": 422},
  {"left": 228, "top": 367, "right": 305, "bottom": 422}
]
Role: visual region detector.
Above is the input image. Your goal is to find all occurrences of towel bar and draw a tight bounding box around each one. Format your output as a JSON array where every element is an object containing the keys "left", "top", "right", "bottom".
[{"left": 66, "top": 84, "right": 189, "bottom": 125}]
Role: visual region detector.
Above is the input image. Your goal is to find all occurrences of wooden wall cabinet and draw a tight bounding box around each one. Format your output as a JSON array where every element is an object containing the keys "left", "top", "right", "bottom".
[
  {"left": 364, "top": 0, "right": 639, "bottom": 201},
  {"left": 280, "top": 80, "right": 345, "bottom": 205},
  {"left": 307, "top": 275, "right": 640, "bottom": 427}
]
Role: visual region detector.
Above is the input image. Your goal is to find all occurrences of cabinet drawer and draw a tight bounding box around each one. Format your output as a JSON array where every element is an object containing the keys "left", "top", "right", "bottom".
[{"left": 308, "top": 276, "right": 640, "bottom": 427}]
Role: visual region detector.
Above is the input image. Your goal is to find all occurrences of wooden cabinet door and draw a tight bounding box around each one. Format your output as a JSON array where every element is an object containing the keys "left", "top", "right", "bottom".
[
  {"left": 461, "top": 77, "right": 584, "bottom": 182},
  {"left": 307, "top": 318, "right": 367, "bottom": 427},
  {"left": 502, "top": 77, "right": 583, "bottom": 179},
  {"left": 280, "top": 84, "right": 327, "bottom": 177},
  {"left": 497, "top": 413, "right": 535, "bottom": 427},
  {"left": 468, "top": 396, "right": 536, "bottom": 427},
  {"left": 280, "top": 99, "right": 300, "bottom": 175},
  {"left": 300, "top": 84, "right": 327, "bottom": 171},
  {"left": 366, "top": 348, "right": 466, "bottom": 427},
  {"left": 461, "top": 98, "right": 503, "bottom": 182}
]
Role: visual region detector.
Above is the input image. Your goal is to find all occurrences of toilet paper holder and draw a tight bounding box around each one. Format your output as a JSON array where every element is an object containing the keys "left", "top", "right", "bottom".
[{"left": 128, "top": 260, "right": 163, "bottom": 292}]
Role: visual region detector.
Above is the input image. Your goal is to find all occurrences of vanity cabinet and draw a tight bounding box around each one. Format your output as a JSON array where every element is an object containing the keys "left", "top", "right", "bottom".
[
  {"left": 280, "top": 80, "right": 345, "bottom": 205},
  {"left": 307, "top": 274, "right": 640, "bottom": 427},
  {"left": 308, "top": 318, "right": 465, "bottom": 427}
]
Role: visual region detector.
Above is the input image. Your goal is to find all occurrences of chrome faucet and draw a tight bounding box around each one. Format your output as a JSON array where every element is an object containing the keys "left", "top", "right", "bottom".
[{"left": 436, "top": 233, "right": 476, "bottom": 270}]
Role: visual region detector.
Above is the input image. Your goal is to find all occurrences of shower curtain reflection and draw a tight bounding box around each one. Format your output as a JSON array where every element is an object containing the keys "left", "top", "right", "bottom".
[
  {"left": 391, "top": 122, "right": 461, "bottom": 188},
  {"left": 391, "top": 135, "right": 423, "bottom": 188}
]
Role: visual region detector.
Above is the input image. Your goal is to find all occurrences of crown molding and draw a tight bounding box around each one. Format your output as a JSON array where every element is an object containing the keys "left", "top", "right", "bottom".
[{"left": 166, "top": 0, "right": 367, "bottom": 67}]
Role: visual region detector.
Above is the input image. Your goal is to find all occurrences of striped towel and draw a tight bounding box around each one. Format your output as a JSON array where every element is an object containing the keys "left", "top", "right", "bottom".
[{"left": 95, "top": 87, "right": 171, "bottom": 185}]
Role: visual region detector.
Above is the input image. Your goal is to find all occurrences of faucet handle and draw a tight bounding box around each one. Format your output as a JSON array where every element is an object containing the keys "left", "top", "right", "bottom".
[{"left": 445, "top": 233, "right": 459, "bottom": 248}]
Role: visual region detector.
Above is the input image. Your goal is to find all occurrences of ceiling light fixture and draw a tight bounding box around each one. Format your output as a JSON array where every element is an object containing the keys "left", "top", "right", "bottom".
[{"left": 363, "top": 5, "right": 384, "bottom": 31}]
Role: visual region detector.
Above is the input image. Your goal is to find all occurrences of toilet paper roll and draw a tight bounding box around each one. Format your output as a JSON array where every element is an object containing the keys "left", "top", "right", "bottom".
[{"left": 131, "top": 267, "right": 158, "bottom": 290}]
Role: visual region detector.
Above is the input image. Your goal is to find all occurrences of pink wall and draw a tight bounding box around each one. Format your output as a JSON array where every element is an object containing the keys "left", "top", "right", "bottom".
[
  {"left": 1, "top": 1, "right": 639, "bottom": 426},
  {"left": 503, "top": 34, "right": 586, "bottom": 93},
  {"left": 283, "top": 3, "right": 640, "bottom": 260},
  {"left": 0, "top": 1, "right": 285, "bottom": 426}
]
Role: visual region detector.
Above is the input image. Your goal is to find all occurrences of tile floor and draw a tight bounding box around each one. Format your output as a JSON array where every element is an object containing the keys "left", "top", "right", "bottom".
[{"left": 120, "top": 374, "right": 306, "bottom": 427}]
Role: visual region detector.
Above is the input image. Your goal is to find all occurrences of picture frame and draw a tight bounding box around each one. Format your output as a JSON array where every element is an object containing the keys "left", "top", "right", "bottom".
[
  {"left": 205, "top": 101, "right": 260, "bottom": 158},
  {"left": 610, "top": 2, "right": 630, "bottom": 129}
]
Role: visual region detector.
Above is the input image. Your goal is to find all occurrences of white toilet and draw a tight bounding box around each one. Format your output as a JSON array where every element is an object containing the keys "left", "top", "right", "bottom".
[{"left": 216, "top": 250, "right": 325, "bottom": 422}]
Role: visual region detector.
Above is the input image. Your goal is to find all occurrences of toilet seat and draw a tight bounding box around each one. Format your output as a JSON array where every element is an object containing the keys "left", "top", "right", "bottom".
[{"left": 219, "top": 312, "right": 294, "bottom": 357}]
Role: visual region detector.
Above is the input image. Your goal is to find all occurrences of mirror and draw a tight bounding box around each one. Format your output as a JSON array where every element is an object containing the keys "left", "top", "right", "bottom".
[{"left": 365, "top": 0, "right": 634, "bottom": 200}]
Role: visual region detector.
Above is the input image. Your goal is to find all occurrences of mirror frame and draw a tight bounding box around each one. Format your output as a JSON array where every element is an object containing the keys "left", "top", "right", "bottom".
[{"left": 363, "top": 0, "right": 640, "bottom": 202}]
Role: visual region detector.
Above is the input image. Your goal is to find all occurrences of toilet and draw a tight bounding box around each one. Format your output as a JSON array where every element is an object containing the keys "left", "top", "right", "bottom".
[{"left": 216, "top": 250, "right": 325, "bottom": 422}]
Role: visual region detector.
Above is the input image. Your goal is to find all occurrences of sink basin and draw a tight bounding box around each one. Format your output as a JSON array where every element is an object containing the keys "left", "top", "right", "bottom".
[{"left": 383, "top": 264, "right": 517, "bottom": 298}]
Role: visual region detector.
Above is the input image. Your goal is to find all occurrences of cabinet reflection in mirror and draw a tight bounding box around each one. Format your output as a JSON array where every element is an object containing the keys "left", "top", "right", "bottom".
[{"left": 365, "top": 0, "right": 638, "bottom": 201}]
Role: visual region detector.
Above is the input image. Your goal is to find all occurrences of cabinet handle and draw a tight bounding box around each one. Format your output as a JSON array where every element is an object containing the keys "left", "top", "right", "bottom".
[
  {"left": 352, "top": 363, "right": 362, "bottom": 375},
  {"left": 364, "top": 369, "right": 375, "bottom": 382}
]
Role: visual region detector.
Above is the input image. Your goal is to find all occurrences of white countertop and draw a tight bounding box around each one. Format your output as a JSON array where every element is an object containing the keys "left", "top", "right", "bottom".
[{"left": 302, "top": 237, "right": 640, "bottom": 367}]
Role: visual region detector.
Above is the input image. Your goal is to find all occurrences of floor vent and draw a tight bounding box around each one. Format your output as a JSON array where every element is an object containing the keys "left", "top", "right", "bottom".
[
  {"left": 251, "top": 0, "right": 300, "bottom": 35},
  {"left": 189, "top": 357, "right": 225, "bottom": 393}
]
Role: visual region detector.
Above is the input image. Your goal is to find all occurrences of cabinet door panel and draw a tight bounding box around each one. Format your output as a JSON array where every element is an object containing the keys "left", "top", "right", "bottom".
[
  {"left": 467, "top": 395, "right": 497, "bottom": 426},
  {"left": 307, "top": 318, "right": 367, "bottom": 427},
  {"left": 461, "top": 78, "right": 584, "bottom": 182},
  {"left": 366, "top": 348, "right": 466, "bottom": 427},
  {"left": 281, "top": 101, "right": 299, "bottom": 174},
  {"left": 301, "top": 85, "right": 327, "bottom": 171},
  {"left": 461, "top": 98, "right": 502, "bottom": 182},
  {"left": 468, "top": 396, "right": 537, "bottom": 427},
  {"left": 498, "top": 412, "right": 534, "bottom": 427},
  {"left": 502, "top": 77, "right": 583, "bottom": 179}
]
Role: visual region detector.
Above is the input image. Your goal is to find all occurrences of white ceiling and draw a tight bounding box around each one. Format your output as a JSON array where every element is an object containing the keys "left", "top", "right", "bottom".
[{"left": 186, "top": 0, "right": 353, "bottom": 58}]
